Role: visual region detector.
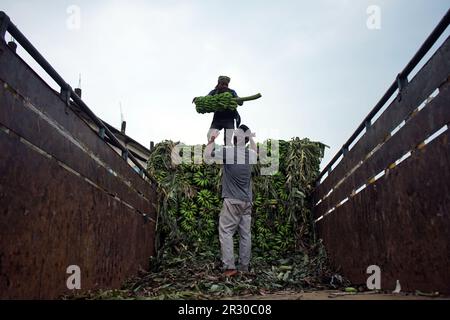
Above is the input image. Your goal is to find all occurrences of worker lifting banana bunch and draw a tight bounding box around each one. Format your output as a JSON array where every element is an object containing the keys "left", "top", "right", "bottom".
[
  {"left": 191, "top": 75, "right": 263, "bottom": 276},
  {"left": 193, "top": 75, "right": 262, "bottom": 146}
]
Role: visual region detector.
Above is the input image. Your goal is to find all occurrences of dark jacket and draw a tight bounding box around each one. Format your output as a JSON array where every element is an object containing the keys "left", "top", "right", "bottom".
[{"left": 208, "top": 88, "right": 242, "bottom": 124}]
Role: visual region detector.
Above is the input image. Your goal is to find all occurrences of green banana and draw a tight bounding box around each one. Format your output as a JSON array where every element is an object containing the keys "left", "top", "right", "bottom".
[{"left": 194, "top": 92, "right": 262, "bottom": 114}]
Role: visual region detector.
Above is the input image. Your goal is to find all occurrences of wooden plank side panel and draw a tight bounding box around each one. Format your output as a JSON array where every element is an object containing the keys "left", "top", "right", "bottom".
[
  {"left": 0, "top": 85, "right": 153, "bottom": 218},
  {"left": 0, "top": 41, "right": 151, "bottom": 197},
  {"left": 315, "top": 36, "right": 450, "bottom": 201},
  {"left": 317, "top": 130, "right": 450, "bottom": 293},
  {"left": 0, "top": 129, "right": 156, "bottom": 299},
  {"left": 316, "top": 82, "right": 450, "bottom": 216}
]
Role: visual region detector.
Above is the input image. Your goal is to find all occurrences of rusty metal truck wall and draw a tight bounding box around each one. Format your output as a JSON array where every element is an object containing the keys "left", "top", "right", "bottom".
[
  {"left": 312, "top": 36, "right": 450, "bottom": 293},
  {"left": 0, "top": 40, "right": 157, "bottom": 299}
]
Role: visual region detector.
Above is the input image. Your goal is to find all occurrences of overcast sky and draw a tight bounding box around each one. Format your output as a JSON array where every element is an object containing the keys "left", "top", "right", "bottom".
[{"left": 2, "top": 0, "right": 449, "bottom": 169}]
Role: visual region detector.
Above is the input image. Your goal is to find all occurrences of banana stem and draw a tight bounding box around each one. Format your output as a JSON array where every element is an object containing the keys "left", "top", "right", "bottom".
[{"left": 234, "top": 93, "right": 262, "bottom": 104}]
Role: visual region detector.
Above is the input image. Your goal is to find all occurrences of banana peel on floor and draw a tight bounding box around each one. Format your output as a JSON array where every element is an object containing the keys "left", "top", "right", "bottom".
[{"left": 415, "top": 290, "right": 440, "bottom": 297}]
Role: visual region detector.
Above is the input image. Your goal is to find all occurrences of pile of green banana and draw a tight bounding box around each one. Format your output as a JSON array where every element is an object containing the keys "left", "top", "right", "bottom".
[
  {"left": 194, "top": 92, "right": 262, "bottom": 114},
  {"left": 147, "top": 138, "right": 326, "bottom": 258}
]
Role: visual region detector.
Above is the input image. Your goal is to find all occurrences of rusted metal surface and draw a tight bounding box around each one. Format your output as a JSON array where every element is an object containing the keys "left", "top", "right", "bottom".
[
  {"left": 0, "top": 40, "right": 156, "bottom": 298},
  {"left": 314, "top": 36, "right": 450, "bottom": 204},
  {"left": 317, "top": 130, "right": 450, "bottom": 293},
  {"left": 315, "top": 82, "right": 450, "bottom": 217}
]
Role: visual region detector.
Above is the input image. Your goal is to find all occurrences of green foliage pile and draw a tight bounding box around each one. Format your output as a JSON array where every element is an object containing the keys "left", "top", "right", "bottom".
[{"left": 68, "top": 245, "right": 334, "bottom": 300}]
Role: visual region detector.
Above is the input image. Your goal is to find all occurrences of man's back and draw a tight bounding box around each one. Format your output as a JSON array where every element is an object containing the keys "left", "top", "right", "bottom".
[{"left": 221, "top": 146, "right": 256, "bottom": 202}]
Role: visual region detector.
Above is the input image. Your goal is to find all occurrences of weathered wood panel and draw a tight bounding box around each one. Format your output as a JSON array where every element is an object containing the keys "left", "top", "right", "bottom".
[
  {"left": 317, "top": 130, "right": 450, "bottom": 293},
  {"left": 0, "top": 40, "right": 156, "bottom": 299},
  {"left": 0, "top": 83, "right": 153, "bottom": 217},
  {"left": 0, "top": 41, "right": 150, "bottom": 197},
  {"left": 314, "top": 28, "right": 450, "bottom": 293},
  {"left": 0, "top": 129, "right": 156, "bottom": 298},
  {"left": 315, "top": 82, "right": 450, "bottom": 217},
  {"left": 314, "top": 36, "right": 450, "bottom": 204}
]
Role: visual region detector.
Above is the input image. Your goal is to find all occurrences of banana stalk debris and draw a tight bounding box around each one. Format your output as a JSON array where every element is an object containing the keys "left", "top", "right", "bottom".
[{"left": 67, "top": 244, "right": 333, "bottom": 300}]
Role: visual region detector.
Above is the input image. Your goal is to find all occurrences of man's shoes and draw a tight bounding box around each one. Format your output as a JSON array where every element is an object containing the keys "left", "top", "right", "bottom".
[{"left": 223, "top": 269, "right": 238, "bottom": 277}]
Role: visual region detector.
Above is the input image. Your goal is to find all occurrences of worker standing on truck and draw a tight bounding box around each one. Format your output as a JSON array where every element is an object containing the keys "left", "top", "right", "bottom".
[
  {"left": 206, "top": 76, "right": 243, "bottom": 146},
  {"left": 204, "top": 124, "right": 257, "bottom": 276}
]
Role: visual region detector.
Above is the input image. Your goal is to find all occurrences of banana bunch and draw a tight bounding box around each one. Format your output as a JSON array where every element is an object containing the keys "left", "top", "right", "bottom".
[{"left": 193, "top": 92, "right": 238, "bottom": 114}]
